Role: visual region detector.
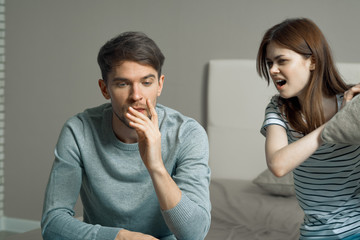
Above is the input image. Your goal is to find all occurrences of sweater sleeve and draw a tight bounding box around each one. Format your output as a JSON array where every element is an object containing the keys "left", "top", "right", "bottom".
[
  {"left": 41, "top": 119, "right": 121, "bottom": 240},
  {"left": 161, "top": 120, "right": 211, "bottom": 240}
]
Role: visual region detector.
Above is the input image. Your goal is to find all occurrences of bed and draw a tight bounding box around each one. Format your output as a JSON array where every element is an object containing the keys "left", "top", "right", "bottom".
[
  {"left": 6, "top": 60, "right": 359, "bottom": 240},
  {"left": 204, "top": 59, "right": 360, "bottom": 240}
]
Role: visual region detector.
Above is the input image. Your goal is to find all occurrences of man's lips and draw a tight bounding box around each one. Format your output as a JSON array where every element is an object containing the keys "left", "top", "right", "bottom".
[
  {"left": 133, "top": 108, "right": 146, "bottom": 113},
  {"left": 132, "top": 107, "right": 152, "bottom": 119},
  {"left": 130, "top": 106, "right": 149, "bottom": 115}
]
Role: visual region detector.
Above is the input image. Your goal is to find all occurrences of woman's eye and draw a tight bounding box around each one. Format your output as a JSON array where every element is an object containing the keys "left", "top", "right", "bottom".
[
  {"left": 266, "top": 62, "right": 273, "bottom": 68},
  {"left": 278, "top": 59, "right": 287, "bottom": 64}
]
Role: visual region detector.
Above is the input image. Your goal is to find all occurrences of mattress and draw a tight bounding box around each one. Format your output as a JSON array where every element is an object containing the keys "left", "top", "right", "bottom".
[{"left": 206, "top": 178, "right": 304, "bottom": 240}]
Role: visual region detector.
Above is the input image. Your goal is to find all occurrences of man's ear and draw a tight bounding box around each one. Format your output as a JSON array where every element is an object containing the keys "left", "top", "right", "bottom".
[
  {"left": 157, "top": 75, "right": 165, "bottom": 97},
  {"left": 98, "top": 79, "right": 111, "bottom": 99}
]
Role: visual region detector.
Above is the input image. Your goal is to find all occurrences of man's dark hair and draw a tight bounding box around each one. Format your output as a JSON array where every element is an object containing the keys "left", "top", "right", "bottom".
[{"left": 97, "top": 31, "right": 165, "bottom": 83}]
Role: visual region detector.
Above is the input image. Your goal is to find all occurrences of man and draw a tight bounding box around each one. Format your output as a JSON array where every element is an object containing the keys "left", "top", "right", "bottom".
[{"left": 41, "top": 32, "right": 211, "bottom": 240}]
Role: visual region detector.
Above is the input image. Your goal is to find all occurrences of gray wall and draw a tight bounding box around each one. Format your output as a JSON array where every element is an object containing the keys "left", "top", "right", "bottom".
[{"left": 4, "top": 0, "right": 360, "bottom": 221}]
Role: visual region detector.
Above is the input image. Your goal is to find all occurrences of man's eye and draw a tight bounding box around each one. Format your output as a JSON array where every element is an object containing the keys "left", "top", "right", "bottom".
[
  {"left": 116, "top": 82, "right": 127, "bottom": 87},
  {"left": 143, "top": 81, "right": 152, "bottom": 86}
]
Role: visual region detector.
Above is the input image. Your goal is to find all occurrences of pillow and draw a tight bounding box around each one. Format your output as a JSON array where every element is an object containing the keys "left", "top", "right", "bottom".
[
  {"left": 253, "top": 169, "right": 295, "bottom": 197},
  {"left": 321, "top": 94, "right": 360, "bottom": 145}
]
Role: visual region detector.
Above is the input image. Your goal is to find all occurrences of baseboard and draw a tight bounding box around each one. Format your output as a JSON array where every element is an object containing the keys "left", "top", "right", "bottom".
[{"left": 0, "top": 217, "right": 40, "bottom": 233}]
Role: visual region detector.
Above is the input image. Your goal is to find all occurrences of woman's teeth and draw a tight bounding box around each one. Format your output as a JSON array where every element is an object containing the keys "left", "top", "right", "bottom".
[{"left": 276, "top": 80, "right": 286, "bottom": 86}]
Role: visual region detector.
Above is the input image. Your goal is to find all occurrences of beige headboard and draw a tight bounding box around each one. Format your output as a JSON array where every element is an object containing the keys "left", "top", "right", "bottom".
[{"left": 207, "top": 59, "right": 360, "bottom": 180}]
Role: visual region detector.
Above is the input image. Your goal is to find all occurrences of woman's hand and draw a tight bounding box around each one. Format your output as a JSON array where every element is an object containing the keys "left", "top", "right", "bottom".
[{"left": 341, "top": 84, "right": 360, "bottom": 109}]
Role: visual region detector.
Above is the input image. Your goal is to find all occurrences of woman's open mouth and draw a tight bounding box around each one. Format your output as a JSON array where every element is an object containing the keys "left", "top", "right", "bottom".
[{"left": 276, "top": 79, "right": 287, "bottom": 88}]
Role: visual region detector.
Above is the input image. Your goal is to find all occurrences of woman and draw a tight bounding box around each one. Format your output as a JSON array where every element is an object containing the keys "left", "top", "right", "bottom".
[{"left": 256, "top": 18, "right": 360, "bottom": 239}]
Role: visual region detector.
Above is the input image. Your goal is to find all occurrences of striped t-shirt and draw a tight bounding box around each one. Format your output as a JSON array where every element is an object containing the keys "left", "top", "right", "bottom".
[{"left": 261, "top": 95, "right": 360, "bottom": 240}]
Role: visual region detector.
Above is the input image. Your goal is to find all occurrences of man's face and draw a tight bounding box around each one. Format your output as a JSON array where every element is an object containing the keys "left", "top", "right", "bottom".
[{"left": 99, "top": 60, "right": 164, "bottom": 129}]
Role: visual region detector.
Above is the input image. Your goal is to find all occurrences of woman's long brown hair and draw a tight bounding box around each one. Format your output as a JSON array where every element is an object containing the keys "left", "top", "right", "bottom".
[{"left": 256, "top": 18, "right": 349, "bottom": 135}]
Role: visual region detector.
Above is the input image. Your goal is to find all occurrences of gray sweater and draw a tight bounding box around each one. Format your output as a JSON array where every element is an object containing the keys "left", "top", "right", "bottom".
[{"left": 41, "top": 103, "right": 211, "bottom": 240}]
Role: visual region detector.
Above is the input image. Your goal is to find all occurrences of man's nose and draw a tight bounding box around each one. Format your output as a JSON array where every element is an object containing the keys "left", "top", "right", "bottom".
[{"left": 130, "top": 84, "right": 143, "bottom": 101}]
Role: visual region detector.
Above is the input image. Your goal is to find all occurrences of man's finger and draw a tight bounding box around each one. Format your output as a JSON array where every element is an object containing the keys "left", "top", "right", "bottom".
[
  {"left": 126, "top": 109, "right": 147, "bottom": 124},
  {"left": 127, "top": 106, "right": 150, "bottom": 120},
  {"left": 146, "top": 99, "right": 158, "bottom": 123}
]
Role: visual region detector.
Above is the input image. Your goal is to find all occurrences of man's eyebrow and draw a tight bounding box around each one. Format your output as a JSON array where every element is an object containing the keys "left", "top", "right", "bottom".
[
  {"left": 142, "top": 74, "right": 156, "bottom": 80},
  {"left": 111, "top": 74, "right": 157, "bottom": 82},
  {"left": 112, "top": 77, "right": 128, "bottom": 82}
]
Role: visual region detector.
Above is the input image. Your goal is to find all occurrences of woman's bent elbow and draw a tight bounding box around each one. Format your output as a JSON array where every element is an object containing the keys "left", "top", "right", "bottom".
[{"left": 267, "top": 163, "right": 289, "bottom": 178}]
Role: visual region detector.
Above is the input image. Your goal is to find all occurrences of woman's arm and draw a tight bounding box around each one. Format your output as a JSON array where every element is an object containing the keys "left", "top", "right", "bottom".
[{"left": 265, "top": 124, "right": 325, "bottom": 177}]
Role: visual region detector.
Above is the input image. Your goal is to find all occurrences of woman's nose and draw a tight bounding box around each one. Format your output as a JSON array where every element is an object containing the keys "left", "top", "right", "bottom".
[{"left": 269, "top": 64, "right": 280, "bottom": 75}]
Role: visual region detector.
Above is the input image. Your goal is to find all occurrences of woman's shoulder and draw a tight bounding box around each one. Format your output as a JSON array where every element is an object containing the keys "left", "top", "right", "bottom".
[{"left": 265, "top": 94, "right": 282, "bottom": 112}]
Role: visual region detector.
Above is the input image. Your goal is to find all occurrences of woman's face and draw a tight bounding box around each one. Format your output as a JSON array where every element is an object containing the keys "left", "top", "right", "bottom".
[{"left": 265, "top": 42, "right": 314, "bottom": 102}]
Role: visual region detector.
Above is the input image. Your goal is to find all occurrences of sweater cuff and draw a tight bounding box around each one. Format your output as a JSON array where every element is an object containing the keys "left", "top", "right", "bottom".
[
  {"left": 162, "top": 193, "right": 195, "bottom": 226},
  {"left": 96, "top": 226, "right": 122, "bottom": 240}
]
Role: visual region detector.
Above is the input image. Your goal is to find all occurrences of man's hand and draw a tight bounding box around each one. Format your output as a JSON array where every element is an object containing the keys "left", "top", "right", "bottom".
[
  {"left": 126, "top": 99, "right": 182, "bottom": 210},
  {"left": 126, "top": 99, "right": 163, "bottom": 171},
  {"left": 341, "top": 84, "right": 360, "bottom": 109},
  {"left": 116, "top": 229, "right": 159, "bottom": 240}
]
